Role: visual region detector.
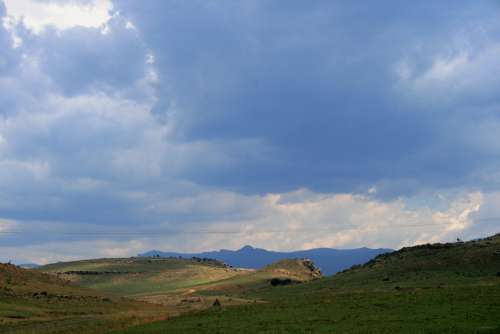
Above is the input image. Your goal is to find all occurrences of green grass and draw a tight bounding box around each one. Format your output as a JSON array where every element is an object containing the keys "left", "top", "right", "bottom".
[
  {"left": 113, "top": 283, "right": 500, "bottom": 334},
  {"left": 39, "top": 258, "right": 192, "bottom": 273},
  {"left": 111, "top": 234, "right": 500, "bottom": 334},
  {"left": 5, "top": 234, "right": 500, "bottom": 333},
  {"left": 0, "top": 292, "right": 165, "bottom": 334},
  {"left": 0, "top": 263, "right": 166, "bottom": 334},
  {"left": 37, "top": 257, "right": 321, "bottom": 299},
  {"left": 18, "top": 256, "right": 321, "bottom": 333},
  {"left": 37, "top": 258, "right": 246, "bottom": 297}
]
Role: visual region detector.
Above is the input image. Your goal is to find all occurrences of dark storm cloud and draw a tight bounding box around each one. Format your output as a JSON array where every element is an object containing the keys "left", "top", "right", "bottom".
[
  {"left": 1, "top": 0, "right": 500, "bottom": 261},
  {"left": 23, "top": 16, "right": 149, "bottom": 96},
  {"left": 113, "top": 0, "right": 500, "bottom": 196}
]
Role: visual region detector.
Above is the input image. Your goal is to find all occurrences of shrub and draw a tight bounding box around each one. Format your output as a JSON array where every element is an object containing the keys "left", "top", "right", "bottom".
[{"left": 270, "top": 278, "right": 294, "bottom": 286}]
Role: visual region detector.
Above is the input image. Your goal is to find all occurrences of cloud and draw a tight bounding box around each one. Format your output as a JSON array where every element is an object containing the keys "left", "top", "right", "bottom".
[
  {"left": 3, "top": 0, "right": 112, "bottom": 33},
  {"left": 113, "top": 0, "right": 500, "bottom": 196},
  {"left": 15, "top": 16, "right": 151, "bottom": 97},
  {"left": 0, "top": 2, "right": 19, "bottom": 73},
  {"left": 400, "top": 43, "right": 500, "bottom": 107},
  {"left": 0, "top": 218, "right": 16, "bottom": 232},
  {"left": 0, "top": 188, "right": 487, "bottom": 264},
  {"left": 0, "top": 1, "right": 500, "bottom": 263},
  {"left": 0, "top": 92, "right": 170, "bottom": 224},
  {"left": 0, "top": 238, "right": 149, "bottom": 265}
]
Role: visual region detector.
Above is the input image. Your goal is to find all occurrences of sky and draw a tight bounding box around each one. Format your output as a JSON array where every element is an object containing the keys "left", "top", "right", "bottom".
[{"left": 1, "top": 0, "right": 500, "bottom": 264}]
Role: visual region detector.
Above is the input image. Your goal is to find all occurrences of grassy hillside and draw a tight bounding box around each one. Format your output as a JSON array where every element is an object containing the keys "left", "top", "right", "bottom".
[
  {"left": 38, "top": 257, "right": 242, "bottom": 297},
  {"left": 332, "top": 233, "right": 500, "bottom": 289},
  {"left": 0, "top": 263, "right": 165, "bottom": 334},
  {"left": 184, "top": 258, "right": 322, "bottom": 299},
  {"left": 9, "top": 235, "right": 499, "bottom": 333},
  {"left": 37, "top": 256, "right": 322, "bottom": 318},
  {"left": 113, "top": 234, "right": 500, "bottom": 334}
]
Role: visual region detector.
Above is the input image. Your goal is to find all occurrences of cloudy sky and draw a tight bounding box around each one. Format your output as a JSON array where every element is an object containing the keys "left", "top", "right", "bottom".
[{"left": 1, "top": 0, "right": 500, "bottom": 264}]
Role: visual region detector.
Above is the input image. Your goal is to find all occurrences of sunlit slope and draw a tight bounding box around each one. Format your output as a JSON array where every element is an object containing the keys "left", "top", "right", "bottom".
[
  {"left": 113, "top": 234, "right": 500, "bottom": 334},
  {"left": 38, "top": 257, "right": 322, "bottom": 298},
  {"left": 37, "top": 256, "right": 323, "bottom": 320},
  {"left": 38, "top": 257, "right": 244, "bottom": 297},
  {"left": 192, "top": 258, "right": 322, "bottom": 296},
  {"left": 264, "top": 258, "right": 322, "bottom": 280},
  {"left": 128, "top": 258, "right": 322, "bottom": 317},
  {"left": 0, "top": 263, "right": 164, "bottom": 334}
]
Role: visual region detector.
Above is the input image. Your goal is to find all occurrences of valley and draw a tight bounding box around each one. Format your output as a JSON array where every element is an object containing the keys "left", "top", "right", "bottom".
[{"left": 1, "top": 234, "right": 499, "bottom": 333}]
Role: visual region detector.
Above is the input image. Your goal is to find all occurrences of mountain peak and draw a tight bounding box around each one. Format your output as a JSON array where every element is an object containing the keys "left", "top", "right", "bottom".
[{"left": 239, "top": 245, "right": 255, "bottom": 251}]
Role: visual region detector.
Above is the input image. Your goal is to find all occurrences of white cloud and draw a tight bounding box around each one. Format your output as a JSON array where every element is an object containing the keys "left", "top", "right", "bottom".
[
  {"left": 237, "top": 189, "right": 484, "bottom": 251},
  {"left": 0, "top": 218, "right": 16, "bottom": 232},
  {"left": 3, "top": 0, "right": 112, "bottom": 33},
  {"left": 1, "top": 0, "right": 499, "bottom": 266},
  {"left": 0, "top": 238, "right": 148, "bottom": 265},
  {"left": 418, "top": 52, "right": 469, "bottom": 83},
  {"left": 397, "top": 43, "right": 500, "bottom": 105},
  {"left": 0, "top": 188, "right": 488, "bottom": 264},
  {"left": 0, "top": 92, "right": 175, "bottom": 203}
]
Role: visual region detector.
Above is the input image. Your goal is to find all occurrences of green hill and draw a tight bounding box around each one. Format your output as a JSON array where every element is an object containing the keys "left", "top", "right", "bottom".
[
  {"left": 331, "top": 233, "right": 500, "bottom": 289},
  {"left": 37, "top": 257, "right": 241, "bottom": 297},
  {"left": 113, "top": 234, "right": 500, "bottom": 334},
  {"left": 0, "top": 263, "right": 164, "bottom": 334},
  {"left": 7, "top": 235, "right": 500, "bottom": 333},
  {"left": 37, "top": 256, "right": 322, "bottom": 318},
  {"left": 188, "top": 258, "right": 322, "bottom": 298}
]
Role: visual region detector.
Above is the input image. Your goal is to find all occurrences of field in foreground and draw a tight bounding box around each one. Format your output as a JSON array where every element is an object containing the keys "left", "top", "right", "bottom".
[
  {"left": 113, "top": 284, "right": 500, "bottom": 334},
  {"left": 113, "top": 234, "right": 500, "bottom": 334},
  {"left": 0, "top": 263, "right": 165, "bottom": 334}
]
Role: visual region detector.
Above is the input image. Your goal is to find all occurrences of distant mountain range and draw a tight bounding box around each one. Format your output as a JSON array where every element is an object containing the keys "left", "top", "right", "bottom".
[{"left": 139, "top": 245, "right": 393, "bottom": 276}]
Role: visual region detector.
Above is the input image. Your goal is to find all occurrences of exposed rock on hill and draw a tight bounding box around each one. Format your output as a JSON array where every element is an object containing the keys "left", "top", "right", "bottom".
[{"left": 264, "top": 258, "right": 322, "bottom": 282}]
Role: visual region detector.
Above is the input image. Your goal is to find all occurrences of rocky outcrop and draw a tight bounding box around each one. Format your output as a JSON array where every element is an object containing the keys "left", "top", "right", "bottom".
[{"left": 300, "top": 258, "right": 322, "bottom": 279}]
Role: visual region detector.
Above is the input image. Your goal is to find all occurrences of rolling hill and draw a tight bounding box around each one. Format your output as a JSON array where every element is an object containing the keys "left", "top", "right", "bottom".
[
  {"left": 114, "top": 233, "right": 500, "bottom": 334},
  {"left": 332, "top": 233, "right": 500, "bottom": 288},
  {"left": 36, "top": 256, "right": 322, "bottom": 318},
  {"left": 0, "top": 262, "right": 165, "bottom": 334},
  {"left": 6, "top": 233, "right": 500, "bottom": 333},
  {"left": 140, "top": 245, "right": 392, "bottom": 275},
  {"left": 37, "top": 257, "right": 240, "bottom": 297}
]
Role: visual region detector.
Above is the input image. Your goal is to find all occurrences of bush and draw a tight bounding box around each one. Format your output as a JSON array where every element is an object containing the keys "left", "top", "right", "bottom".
[{"left": 270, "top": 278, "right": 294, "bottom": 286}]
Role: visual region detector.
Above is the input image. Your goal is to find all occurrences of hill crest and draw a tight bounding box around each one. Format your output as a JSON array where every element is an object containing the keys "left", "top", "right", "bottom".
[{"left": 139, "top": 245, "right": 392, "bottom": 275}]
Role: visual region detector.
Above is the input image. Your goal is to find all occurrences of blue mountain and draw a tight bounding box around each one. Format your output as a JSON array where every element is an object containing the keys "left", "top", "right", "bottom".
[
  {"left": 18, "top": 263, "right": 40, "bottom": 269},
  {"left": 139, "top": 245, "right": 393, "bottom": 276}
]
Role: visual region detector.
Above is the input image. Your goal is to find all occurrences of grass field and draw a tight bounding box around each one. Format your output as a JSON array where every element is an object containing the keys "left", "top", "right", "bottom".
[
  {"left": 32, "top": 256, "right": 323, "bottom": 323},
  {"left": 113, "top": 282, "right": 500, "bottom": 334},
  {"left": 0, "top": 263, "right": 166, "bottom": 334},
  {"left": 38, "top": 257, "right": 245, "bottom": 297},
  {"left": 37, "top": 257, "right": 321, "bottom": 298},
  {"left": 3, "top": 234, "right": 499, "bottom": 333},
  {"left": 111, "top": 234, "right": 500, "bottom": 334}
]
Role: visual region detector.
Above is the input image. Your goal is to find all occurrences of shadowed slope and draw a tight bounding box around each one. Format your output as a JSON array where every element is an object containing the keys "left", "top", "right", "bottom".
[
  {"left": 331, "top": 233, "right": 500, "bottom": 288},
  {"left": 0, "top": 263, "right": 165, "bottom": 334}
]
